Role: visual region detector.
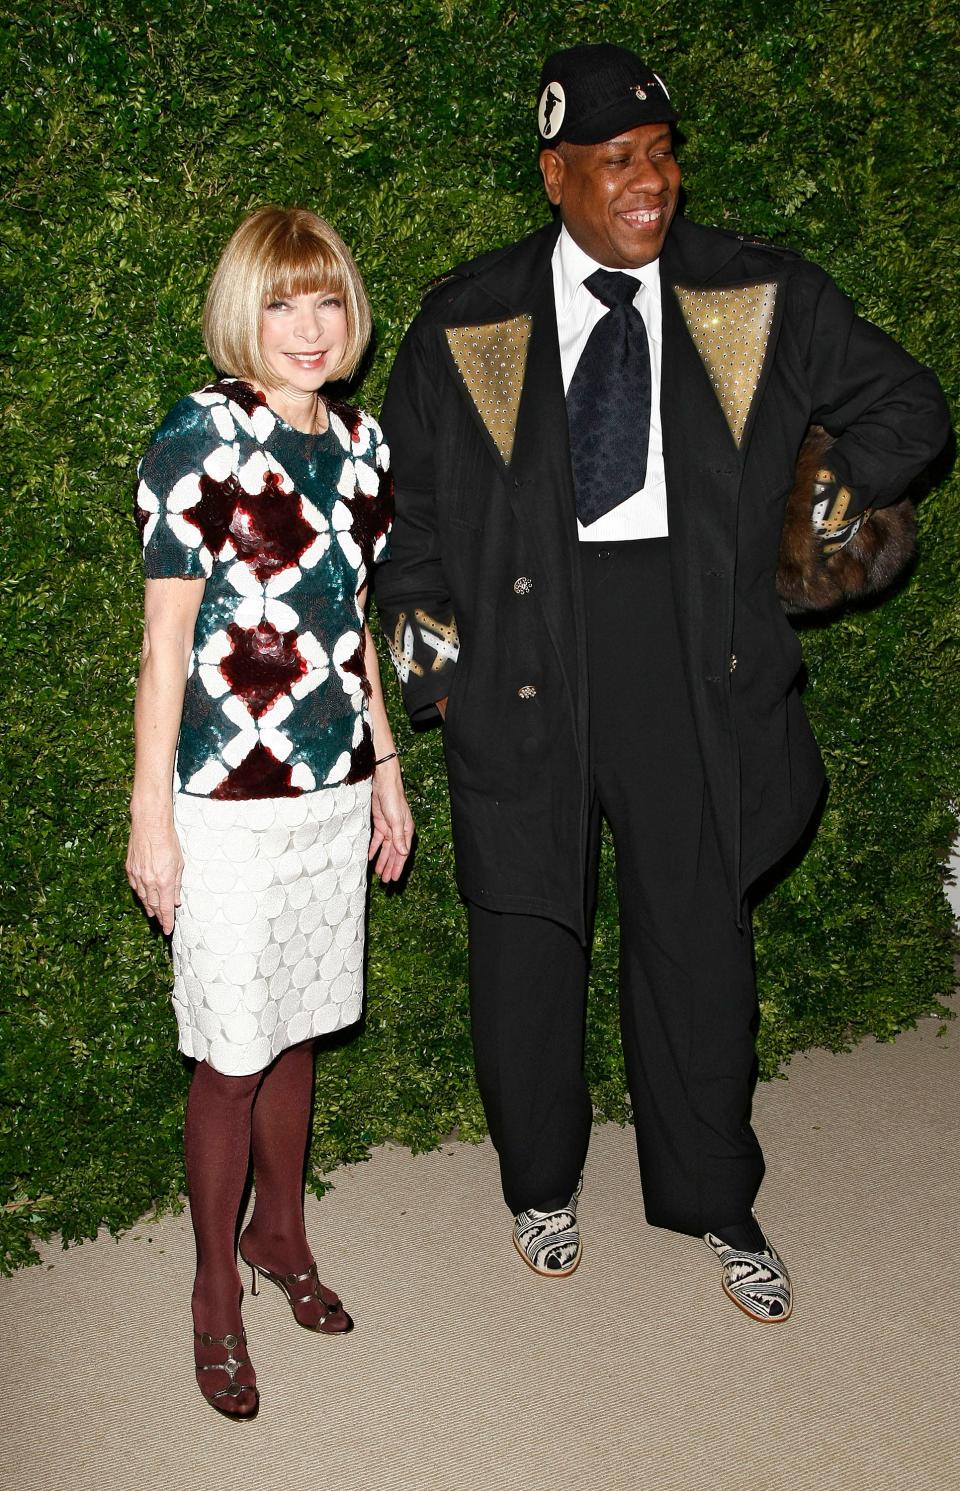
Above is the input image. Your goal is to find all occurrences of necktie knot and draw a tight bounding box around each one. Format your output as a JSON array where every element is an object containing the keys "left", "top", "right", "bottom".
[{"left": 584, "top": 268, "right": 640, "bottom": 311}]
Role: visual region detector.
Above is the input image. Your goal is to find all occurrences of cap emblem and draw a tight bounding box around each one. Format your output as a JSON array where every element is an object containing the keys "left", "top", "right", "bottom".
[
  {"left": 538, "top": 81, "right": 566, "bottom": 139},
  {"left": 632, "top": 84, "right": 647, "bottom": 100}
]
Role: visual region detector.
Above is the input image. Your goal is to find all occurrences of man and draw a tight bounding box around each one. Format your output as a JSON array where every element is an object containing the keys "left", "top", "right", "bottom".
[{"left": 375, "top": 44, "right": 948, "bottom": 1321}]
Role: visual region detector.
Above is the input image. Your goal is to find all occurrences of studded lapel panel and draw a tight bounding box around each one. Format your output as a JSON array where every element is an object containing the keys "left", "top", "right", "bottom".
[
  {"left": 674, "top": 283, "right": 777, "bottom": 448},
  {"left": 444, "top": 316, "right": 533, "bottom": 465}
]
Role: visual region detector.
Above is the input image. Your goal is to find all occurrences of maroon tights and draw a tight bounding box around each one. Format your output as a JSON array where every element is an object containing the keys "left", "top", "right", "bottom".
[{"left": 186, "top": 1038, "right": 329, "bottom": 1363}]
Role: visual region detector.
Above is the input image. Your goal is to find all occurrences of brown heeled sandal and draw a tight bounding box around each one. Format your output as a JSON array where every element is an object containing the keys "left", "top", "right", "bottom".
[
  {"left": 193, "top": 1327, "right": 260, "bottom": 1420},
  {"left": 240, "top": 1252, "right": 353, "bottom": 1334}
]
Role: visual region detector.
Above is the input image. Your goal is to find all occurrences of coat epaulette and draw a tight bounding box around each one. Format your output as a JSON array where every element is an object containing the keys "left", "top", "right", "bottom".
[
  {"left": 735, "top": 232, "right": 803, "bottom": 259},
  {"left": 419, "top": 236, "right": 530, "bottom": 305},
  {"left": 420, "top": 268, "right": 461, "bottom": 301},
  {"left": 699, "top": 222, "right": 802, "bottom": 260}
]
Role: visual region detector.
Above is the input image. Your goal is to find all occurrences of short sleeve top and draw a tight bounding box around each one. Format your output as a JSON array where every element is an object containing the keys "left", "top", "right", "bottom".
[{"left": 135, "top": 378, "right": 392, "bottom": 800}]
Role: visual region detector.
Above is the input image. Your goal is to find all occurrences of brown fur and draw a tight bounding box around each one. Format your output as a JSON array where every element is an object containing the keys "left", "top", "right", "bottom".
[{"left": 776, "top": 425, "right": 916, "bottom": 614}]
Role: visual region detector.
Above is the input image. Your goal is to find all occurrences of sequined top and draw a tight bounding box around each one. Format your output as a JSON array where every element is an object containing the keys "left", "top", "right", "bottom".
[{"left": 135, "top": 378, "right": 392, "bottom": 799}]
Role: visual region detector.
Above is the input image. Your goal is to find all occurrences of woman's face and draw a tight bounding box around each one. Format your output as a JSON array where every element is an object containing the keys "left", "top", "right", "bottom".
[{"left": 259, "top": 289, "right": 348, "bottom": 390}]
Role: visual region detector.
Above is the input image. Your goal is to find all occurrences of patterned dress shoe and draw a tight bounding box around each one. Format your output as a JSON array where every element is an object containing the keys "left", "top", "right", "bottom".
[
  {"left": 513, "top": 1179, "right": 583, "bottom": 1278},
  {"left": 703, "top": 1219, "right": 793, "bottom": 1322}
]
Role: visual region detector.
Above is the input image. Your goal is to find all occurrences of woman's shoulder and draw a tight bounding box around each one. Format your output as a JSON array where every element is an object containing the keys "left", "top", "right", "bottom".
[
  {"left": 325, "top": 398, "right": 388, "bottom": 468},
  {"left": 149, "top": 378, "right": 270, "bottom": 446}
]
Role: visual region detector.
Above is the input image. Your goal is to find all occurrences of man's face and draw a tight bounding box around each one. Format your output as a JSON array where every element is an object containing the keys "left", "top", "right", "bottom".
[{"left": 539, "top": 123, "right": 681, "bottom": 269}]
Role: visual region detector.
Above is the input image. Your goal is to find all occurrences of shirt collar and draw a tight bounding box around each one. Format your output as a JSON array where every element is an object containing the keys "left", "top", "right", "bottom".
[{"left": 556, "top": 224, "right": 661, "bottom": 317}]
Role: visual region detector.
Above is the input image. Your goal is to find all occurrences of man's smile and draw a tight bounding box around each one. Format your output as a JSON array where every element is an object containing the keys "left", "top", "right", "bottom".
[{"left": 618, "top": 206, "right": 665, "bottom": 226}]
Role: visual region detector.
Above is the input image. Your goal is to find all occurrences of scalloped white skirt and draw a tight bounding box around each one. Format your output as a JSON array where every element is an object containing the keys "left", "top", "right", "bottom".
[{"left": 170, "top": 782, "right": 372, "bottom": 1076}]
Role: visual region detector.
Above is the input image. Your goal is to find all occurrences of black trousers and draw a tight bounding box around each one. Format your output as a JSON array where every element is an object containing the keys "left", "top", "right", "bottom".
[{"left": 468, "top": 540, "right": 764, "bottom": 1236}]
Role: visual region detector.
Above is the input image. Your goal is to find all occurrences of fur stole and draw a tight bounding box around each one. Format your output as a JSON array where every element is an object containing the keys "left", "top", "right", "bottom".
[{"left": 776, "top": 425, "right": 916, "bottom": 614}]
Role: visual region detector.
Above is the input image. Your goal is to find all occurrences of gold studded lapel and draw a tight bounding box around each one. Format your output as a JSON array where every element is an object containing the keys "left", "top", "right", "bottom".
[
  {"left": 444, "top": 316, "right": 533, "bottom": 465},
  {"left": 674, "top": 283, "right": 777, "bottom": 447}
]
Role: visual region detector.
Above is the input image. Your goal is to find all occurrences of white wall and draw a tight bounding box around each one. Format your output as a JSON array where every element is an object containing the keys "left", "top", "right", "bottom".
[{"left": 947, "top": 831, "right": 960, "bottom": 922}]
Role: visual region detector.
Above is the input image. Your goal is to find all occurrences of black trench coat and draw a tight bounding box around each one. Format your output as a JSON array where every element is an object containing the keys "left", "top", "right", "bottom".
[{"left": 375, "top": 216, "right": 948, "bottom": 940}]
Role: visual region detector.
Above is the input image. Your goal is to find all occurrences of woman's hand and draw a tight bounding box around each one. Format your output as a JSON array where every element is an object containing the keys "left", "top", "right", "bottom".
[
  {"left": 126, "top": 813, "right": 184, "bottom": 935},
  {"left": 369, "top": 758, "right": 414, "bottom": 883}
]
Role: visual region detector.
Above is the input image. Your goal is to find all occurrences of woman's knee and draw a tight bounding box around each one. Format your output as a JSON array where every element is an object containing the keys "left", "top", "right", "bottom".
[{"left": 191, "top": 1060, "right": 263, "bottom": 1103}]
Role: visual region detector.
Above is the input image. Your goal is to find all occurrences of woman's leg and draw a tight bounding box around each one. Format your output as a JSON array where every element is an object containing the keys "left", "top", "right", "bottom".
[
  {"left": 242, "top": 1040, "right": 315, "bottom": 1271},
  {"left": 185, "top": 1059, "right": 261, "bottom": 1413},
  {"left": 239, "top": 1039, "right": 350, "bottom": 1330}
]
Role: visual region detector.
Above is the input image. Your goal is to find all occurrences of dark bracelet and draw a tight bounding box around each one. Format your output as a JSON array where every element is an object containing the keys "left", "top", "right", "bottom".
[{"left": 374, "top": 751, "right": 399, "bottom": 767}]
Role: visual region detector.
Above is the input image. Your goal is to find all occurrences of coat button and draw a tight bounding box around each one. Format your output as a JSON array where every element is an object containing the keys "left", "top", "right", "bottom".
[
  {"left": 513, "top": 576, "right": 533, "bottom": 595},
  {"left": 517, "top": 684, "right": 537, "bottom": 700}
]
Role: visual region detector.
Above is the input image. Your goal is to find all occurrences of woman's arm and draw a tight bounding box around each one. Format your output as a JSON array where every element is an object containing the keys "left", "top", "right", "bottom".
[
  {"left": 359, "top": 585, "right": 414, "bottom": 884},
  {"left": 126, "top": 576, "right": 205, "bottom": 932}
]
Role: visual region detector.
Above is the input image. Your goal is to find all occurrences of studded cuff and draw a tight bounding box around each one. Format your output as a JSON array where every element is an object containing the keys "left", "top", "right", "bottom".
[
  {"left": 811, "top": 466, "right": 872, "bottom": 554},
  {"left": 380, "top": 603, "right": 460, "bottom": 723}
]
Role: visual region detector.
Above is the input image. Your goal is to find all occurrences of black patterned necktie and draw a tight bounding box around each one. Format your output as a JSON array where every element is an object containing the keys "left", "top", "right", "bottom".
[{"left": 566, "top": 268, "right": 651, "bottom": 527}]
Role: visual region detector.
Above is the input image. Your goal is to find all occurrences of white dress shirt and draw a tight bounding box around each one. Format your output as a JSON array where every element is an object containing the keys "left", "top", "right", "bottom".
[{"left": 552, "top": 226, "right": 668, "bottom": 541}]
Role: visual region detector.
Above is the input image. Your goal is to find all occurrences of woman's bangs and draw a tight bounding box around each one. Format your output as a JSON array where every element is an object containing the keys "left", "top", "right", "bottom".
[{"left": 265, "top": 237, "right": 348, "bottom": 303}]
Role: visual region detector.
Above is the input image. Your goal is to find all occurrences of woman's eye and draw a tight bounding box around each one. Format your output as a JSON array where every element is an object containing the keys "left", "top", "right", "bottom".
[
  {"left": 266, "top": 300, "right": 288, "bottom": 311},
  {"left": 321, "top": 296, "right": 343, "bottom": 309}
]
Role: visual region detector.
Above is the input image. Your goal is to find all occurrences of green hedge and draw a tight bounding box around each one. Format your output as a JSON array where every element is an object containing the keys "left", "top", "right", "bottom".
[{"left": 1, "top": 0, "right": 957, "bottom": 1272}]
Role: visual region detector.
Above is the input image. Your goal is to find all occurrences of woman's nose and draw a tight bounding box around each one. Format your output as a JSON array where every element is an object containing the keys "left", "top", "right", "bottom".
[{"left": 294, "top": 311, "right": 323, "bottom": 342}]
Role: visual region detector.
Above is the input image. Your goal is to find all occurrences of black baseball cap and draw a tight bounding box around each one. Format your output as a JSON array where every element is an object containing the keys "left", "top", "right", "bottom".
[{"left": 536, "top": 44, "right": 677, "bottom": 146}]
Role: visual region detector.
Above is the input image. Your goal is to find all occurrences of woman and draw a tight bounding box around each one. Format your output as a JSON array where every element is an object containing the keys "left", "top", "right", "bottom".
[{"left": 126, "top": 206, "right": 413, "bottom": 1420}]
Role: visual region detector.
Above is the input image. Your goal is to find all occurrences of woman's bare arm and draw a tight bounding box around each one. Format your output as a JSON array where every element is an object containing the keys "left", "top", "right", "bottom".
[
  {"left": 359, "top": 586, "right": 414, "bottom": 883},
  {"left": 126, "top": 576, "right": 205, "bottom": 932}
]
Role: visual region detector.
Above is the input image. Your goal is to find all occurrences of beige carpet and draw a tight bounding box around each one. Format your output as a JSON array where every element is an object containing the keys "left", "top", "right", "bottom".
[{"left": 2, "top": 1005, "right": 958, "bottom": 1491}]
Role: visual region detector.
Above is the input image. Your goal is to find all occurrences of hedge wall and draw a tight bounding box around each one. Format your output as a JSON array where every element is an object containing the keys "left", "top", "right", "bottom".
[{"left": 1, "top": 0, "right": 957, "bottom": 1272}]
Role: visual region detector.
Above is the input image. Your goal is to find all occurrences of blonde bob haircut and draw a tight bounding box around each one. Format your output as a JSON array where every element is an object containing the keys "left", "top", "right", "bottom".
[{"left": 203, "top": 206, "right": 373, "bottom": 388}]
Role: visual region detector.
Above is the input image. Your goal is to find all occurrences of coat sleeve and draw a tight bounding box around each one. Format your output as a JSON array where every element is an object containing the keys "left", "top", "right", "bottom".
[
  {"left": 799, "top": 264, "right": 950, "bottom": 509},
  {"left": 374, "top": 318, "right": 461, "bottom": 724}
]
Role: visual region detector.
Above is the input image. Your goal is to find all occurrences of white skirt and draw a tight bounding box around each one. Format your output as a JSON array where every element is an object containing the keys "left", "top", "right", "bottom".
[{"left": 170, "top": 782, "right": 372, "bottom": 1076}]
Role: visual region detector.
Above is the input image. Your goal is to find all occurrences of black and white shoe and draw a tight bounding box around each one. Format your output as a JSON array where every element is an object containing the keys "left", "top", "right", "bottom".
[
  {"left": 703, "top": 1219, "right": 793, "bottom": 1322},
  {"left": 512, "top": 1178, "right": 583, "bottom": 1278}
]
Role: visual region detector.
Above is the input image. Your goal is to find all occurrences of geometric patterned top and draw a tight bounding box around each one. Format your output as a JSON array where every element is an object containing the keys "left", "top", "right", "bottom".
[{"left": 135, "top": 378, "right": 392, "bottom": 800}]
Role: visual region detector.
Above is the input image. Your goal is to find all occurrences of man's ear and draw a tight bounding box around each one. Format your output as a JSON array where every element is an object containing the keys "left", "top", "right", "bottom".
[{"left": 538, "top": 147, "right": 564, "bottom": 206}]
